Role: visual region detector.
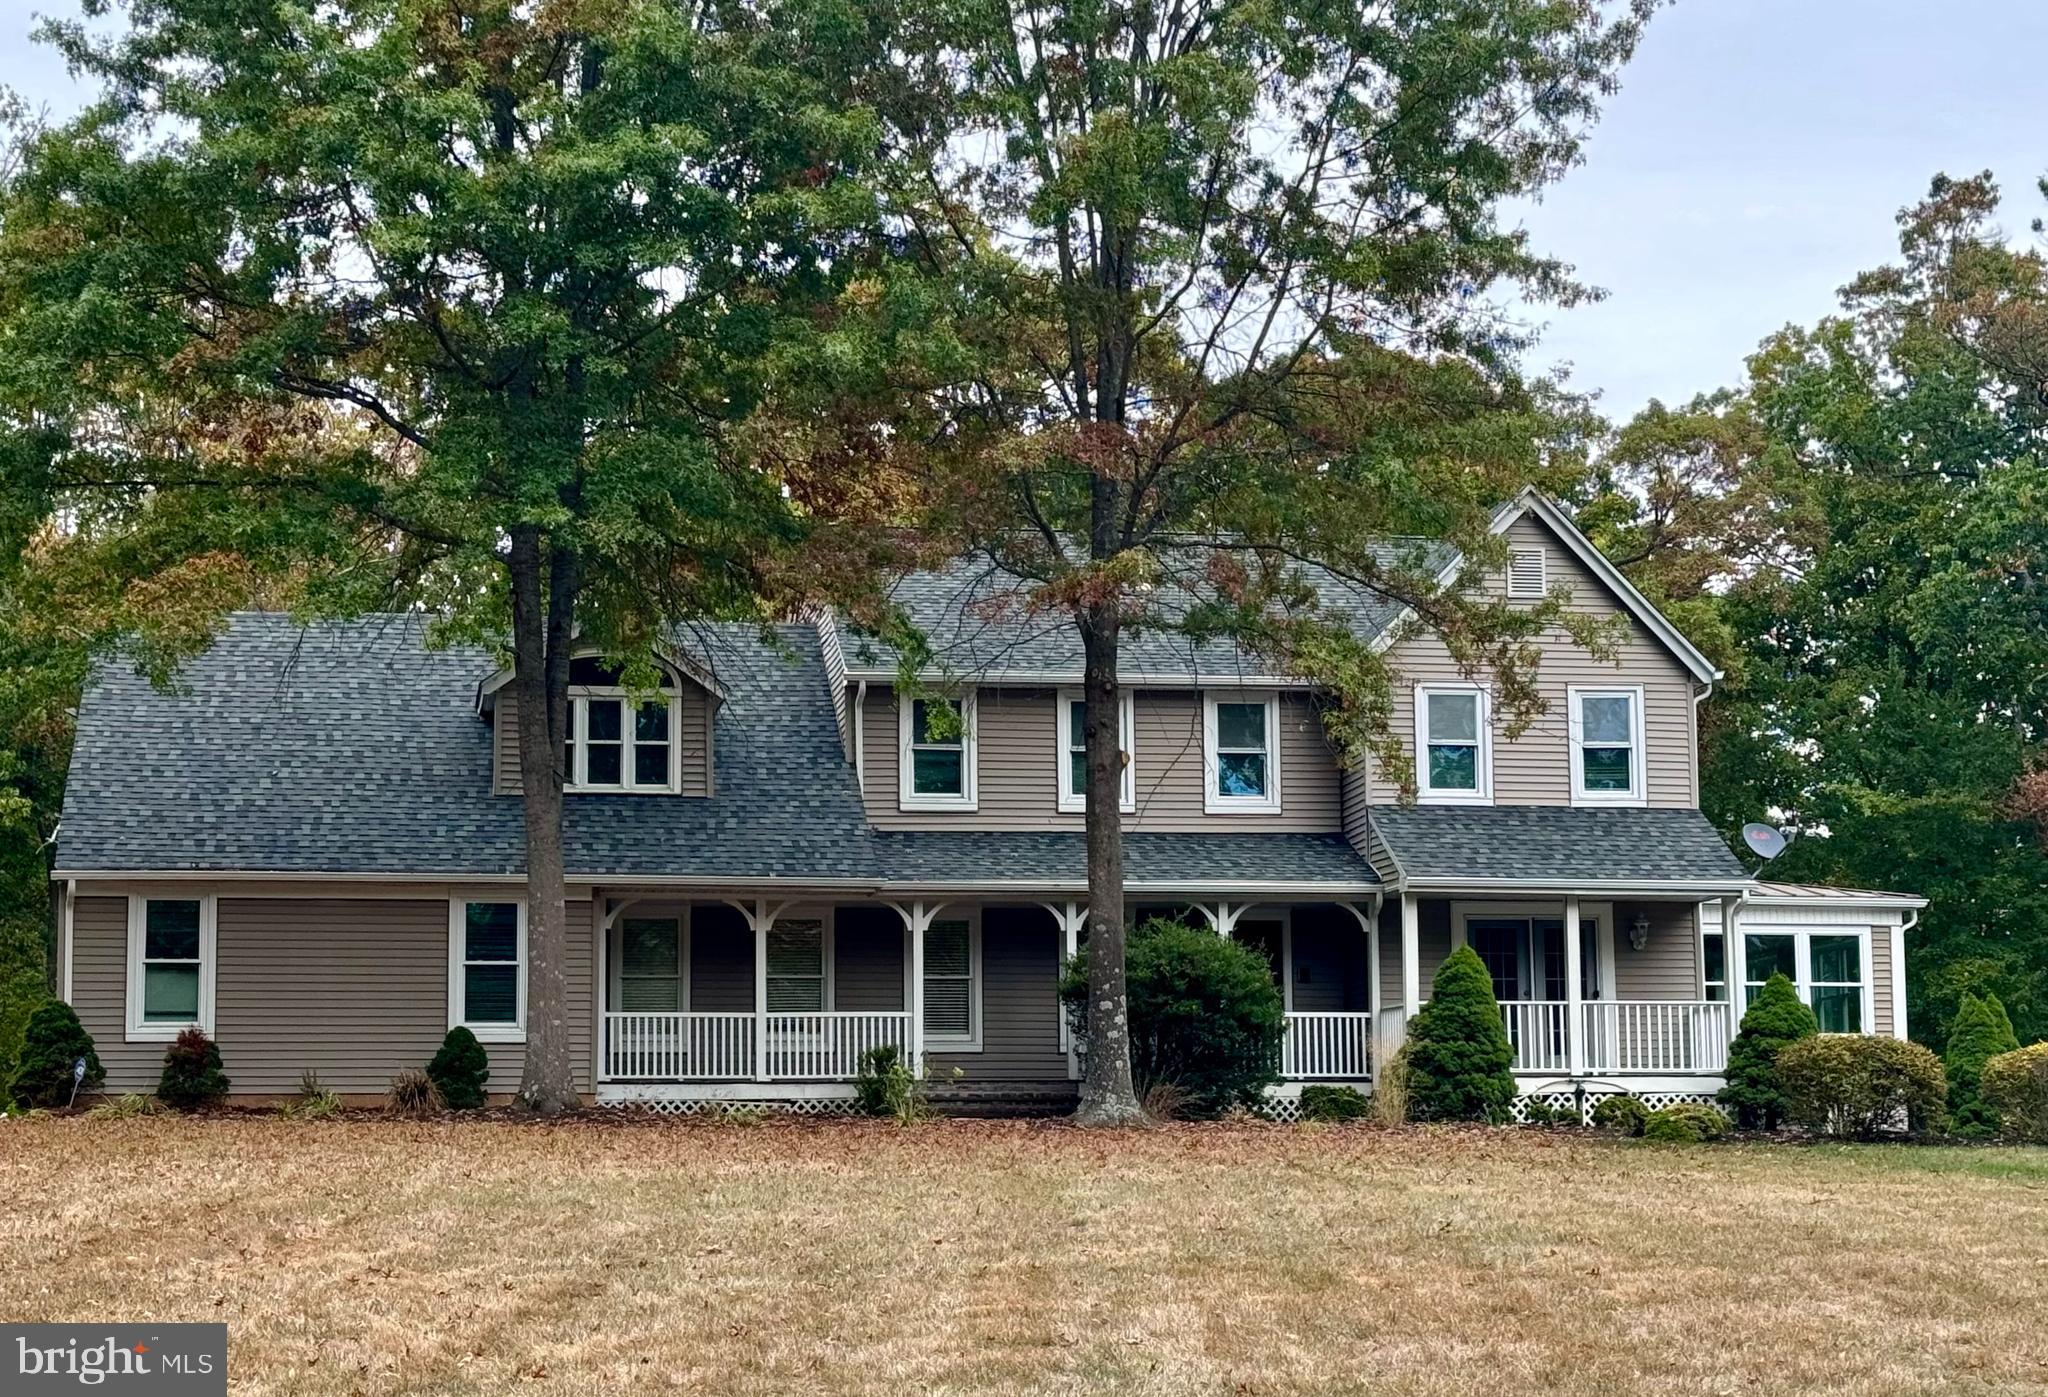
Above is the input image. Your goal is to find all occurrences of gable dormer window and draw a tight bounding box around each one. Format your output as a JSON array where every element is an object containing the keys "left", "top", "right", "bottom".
[
  {"left": 1507, "top": 548, "right": 1546, "bottom": 599},
  {"left": 899, "top": 691, "right": 977, "bottom": 811},
  {"left": 1414, "top": 684, "right": 1492, "bottom": 803},
  {"left": 563, "top": 659, "right": 679, "bottom": 793}
]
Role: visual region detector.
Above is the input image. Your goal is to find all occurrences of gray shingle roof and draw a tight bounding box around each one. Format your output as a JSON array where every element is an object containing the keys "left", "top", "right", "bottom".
[
  {"left": 834, "top": 548, "right": 1444, "bottom": 682},
  {"left": 1366, "top": 805, "right": 1748, "bottom": 884},
  {"left": 56, "top": 614, "right": 878, "bottom": 880},
  {"left": 876, "top": 831, "right": 1380, "bottom": 887}
]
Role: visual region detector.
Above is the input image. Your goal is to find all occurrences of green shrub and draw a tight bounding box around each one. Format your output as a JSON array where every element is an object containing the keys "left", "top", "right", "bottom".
[
  {"left": 1642, "top": 1102, "right": 1729, "bottom": 1143},
  {"left": 1404, "top": 945, "right": 1516, "bottom": 1123},
  {"left": 1778, "top": 1035, "right": 1946, "bottom": 1139},
  {"left": 86, "top": 1092, "right": 161, "bottom": 1120},
  {"left": 426, "top": 1025, "right": 490, "bottom": 1110},
  {"left": 8, "top": 1000, "right": 103, "bottom": 1108},
  {"left": 1520, "top": 1098, "right": 1577, "bottom": 1127},
  {"left": 1944, "top": 992, "right": 2020, "bottom": 1136},
  {"left": 1981, "top": 1043, "right": 2048, "bottom": 1143},
  {"left": 0, "top": 951, "right": 46, "bottom": 1111},
  {"left": 1718, "top": 973, "right": 1817, "bottom": 1130},
  {"left": 278, "top": 1070, "right": 342, "bottom": 1120},
  {"left": 157, "top": 1027, "right": 230, "bottom": 1112},
  {"left": 855, "top": 1045, "right": 919, "bottom": 1121},
  {"left": 1058, "top": 918, "right": 1284, "bottom": 1118},
  {"left": 1591, "top": 1094, "right": 1650, "bottom": 1136},
  {"left": 1298, "top": 1084, "right": 1370, "bottom": 1123},
  {"left": 385, "top": 1068, "right": 445, "bottom": 1117}
]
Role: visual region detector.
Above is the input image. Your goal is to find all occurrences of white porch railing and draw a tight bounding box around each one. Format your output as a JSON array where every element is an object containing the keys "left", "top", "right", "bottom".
[
  {"left": 1497, "top": 1000, "right": 1733, "bottom": 1075},
  {"left": 602, "top": 1011, "right": 914, "bottom": 1083},
  {"left": 1281, "top": 1012, "right": 1373, "bottom": 1080}
]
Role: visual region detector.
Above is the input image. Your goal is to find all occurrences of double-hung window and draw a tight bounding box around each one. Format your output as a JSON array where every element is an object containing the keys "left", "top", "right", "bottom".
[
  {"left": 899, "top": 692, "right": 977, "bottom": 810},
  {"left": 565, "top": 694, "right": 676, "bottom": 792},
  {"left": 1741, "top": 929, "right": 1869, "bottom": 1033},
  {"left": 922, "top": 917, "right": 980, "bottom": 1049},
  {"left": 1204, "top": 692, "right": 1281, "bottom": 813},
  {"left": 1056, "top": 689, "right": 1135, "bottom": 812},
  {"left": 1569, "top": 686, "right": 1646, "bottom": 806},
  {"left": 450, "top": 899, "right": 526, "bottom": 1042},
  {"left": 1414, "top": 685, "right": 1491, "bottom": 802},
  {"left": 766, "top": 919, "right": 828, "bottom": 1013},
  {"left": 126, "top": 895, "right": 214, "bottom": 1041},
  {"left": 616, "top": 916, "right": 683, "bottom": 1013}
]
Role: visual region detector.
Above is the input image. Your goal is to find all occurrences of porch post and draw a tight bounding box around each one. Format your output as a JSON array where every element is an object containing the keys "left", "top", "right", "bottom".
[
  {"left": 1726, "top": 895, "right": 1747, "bottom": 1041},
  {"left": 908, "top": 902, "right": 927, "bottom": 1079},
  {"left": 1040, "top": 900, "right": 1088, "bottom": 1074},
  {"left": 752, "top": 899, "right": 771, "bottom": 1083},
  {"left": 1563, "top": 893, "right": 1583, "bottom": 1078},
  {"left": 1399, "top": 892, "right": 1420, "bottom": 1020}
]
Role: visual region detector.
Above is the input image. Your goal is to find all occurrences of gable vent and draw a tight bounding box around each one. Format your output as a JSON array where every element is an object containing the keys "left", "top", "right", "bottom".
[{"left": 1506, "top": 548, "right": 1546, "bottom": 599}]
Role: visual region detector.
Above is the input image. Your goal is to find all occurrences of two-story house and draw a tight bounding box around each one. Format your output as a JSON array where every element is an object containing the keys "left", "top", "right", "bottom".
[{"left": 51, "top": 490, "right": 1925, "bottom": 1115}]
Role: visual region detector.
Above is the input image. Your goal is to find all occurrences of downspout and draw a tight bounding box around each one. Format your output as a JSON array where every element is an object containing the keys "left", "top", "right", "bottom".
[{"left": 1691, "top": 677, "right": 1714, "bottom": 806}]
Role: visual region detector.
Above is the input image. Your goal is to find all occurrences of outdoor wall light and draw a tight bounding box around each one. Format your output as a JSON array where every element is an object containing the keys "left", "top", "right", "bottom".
[{"left": 1629, "top": 915, "right": 1651, "bottom": 952}]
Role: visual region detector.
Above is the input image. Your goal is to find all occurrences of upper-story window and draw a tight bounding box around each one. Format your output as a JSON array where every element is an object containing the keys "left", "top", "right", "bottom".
[
  {"left": 1203, "top": 691, "right": 1282, "bottom": 814},
  {"left": 1056, "top": 689, "right": 1135, "bottom": 813},
  {"left": 1414, "top": 684, "right": 1492, "bottom": 803},
  {"left": 563, "top": 658, "right": 678, "bottom": 793},
  {"left": 899, "top": 691, "right": 977, "bottom": 810},
  {"left": 1568, "top": 686, "right": 1646, "bottom": 806}
]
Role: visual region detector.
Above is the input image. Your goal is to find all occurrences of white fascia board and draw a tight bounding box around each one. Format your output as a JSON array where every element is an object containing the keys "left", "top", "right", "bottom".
[
  {"left": 1396, "top": 876, "right": 1754, "bottom": 897},
  {"left": 840, "top": 667, "right": 1316, "bottom": 688}
]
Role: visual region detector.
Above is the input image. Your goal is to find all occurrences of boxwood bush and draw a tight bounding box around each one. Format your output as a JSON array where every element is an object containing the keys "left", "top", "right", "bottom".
[
  {"left": 1590, "top": 1093, "right": 1650, "bottom": 1136},
  {"left": 1641, "top": 1102, "right": 1728, "bottom": 1143},
  {"left": 1058, "top": 918, "right": 1284, "bottom": 1118},
  {"left": 1981, "top": 1042, "right": 2048, "bottom": 1144},
  {"left": 1298, "top": 1084, "right": 1370, "bottom": 1123},
  {"left": 1404, "top": 945, "right": 1516, "bottom": 1123},
  {"left": 1777, "top": 1034, "right": 1946, "bottom": 1139}
]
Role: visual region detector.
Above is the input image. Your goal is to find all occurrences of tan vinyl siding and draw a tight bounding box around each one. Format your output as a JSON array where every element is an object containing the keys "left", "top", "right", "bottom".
[
  {"left": 833, "top": 906, "right": 905, "bottom": 1011},
  {"left": 1381, "top": 515, "right": 1699, "bottom": 807},
  {"left": 1378, "top": 897, "right": 1453, "bottom": 1005},
  {"left": 494, "top": 686, "right": 713, "bottom": 797},
  {"left": 861, "top": 687, "right": 1342, "bottom": 831},
  {"left": 72, "top": 894, "right": 593, "bottom": 1096},
  {"left": 928, "top": 906, "right": 1068, "bottom": 1082},
  {"left": 1610, "top": 901, "right": 1700, "bottom": 1000},
  {"left": 1870, "top": 922, "right": 1895, "bottom": 1037}
]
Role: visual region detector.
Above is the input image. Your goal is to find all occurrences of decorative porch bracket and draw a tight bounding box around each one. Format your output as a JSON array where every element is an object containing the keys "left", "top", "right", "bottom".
[
  {"left": 1038, "top": 901, "right": 1088, "bottom": 1072},
  {"left": 724, "top": 898, "right": 794, "bottom": 1082},
  {"left": 1194, "top": 902, "right": 1249, "bottom": 937},
  {"left": 885, "top": 900, "right": 955, "bottom": 1079}
]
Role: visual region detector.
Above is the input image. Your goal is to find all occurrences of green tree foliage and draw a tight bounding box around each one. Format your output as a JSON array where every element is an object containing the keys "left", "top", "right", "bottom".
[
  {"left": 1058, "top": 919, "right": 1285, "bottom": 1119},
  {"left": 1592, "top": 173, "right": 2048, "bottom": 1052},
  {"left": 1944, "top": 992, "right": 2020, "bottom": 1135},
  {"left": 1777, "top": 1035, "right": 1947, "bottom": 1140},
  {"left": 156, "top": 1027, "right": 229, "bottom": 1112},
  {"left": 0, "top": 0, "right": 927, "bottom": 1111},
  {"left": 1718, "top": 973, "right": 1818, "bottom": 1130},
  {"left": 427, "top": 1026, "right": 491, "bottom": 1111},
  {"left": 7, "top": 999, "right": 102, "bottom": 1108},
  {"left": 1404, "top": 945, "right": 1517, "bottom": 1123},
  {"left": 876, "top": 0, "right": 1655, "bottom": 1120}
]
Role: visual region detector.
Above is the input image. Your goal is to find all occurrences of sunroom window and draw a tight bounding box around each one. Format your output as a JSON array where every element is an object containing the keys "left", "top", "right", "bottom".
[
  {"left": 1415, "top": 685, "right": 1490, "bottom": 802},
  {"left": 1742, "top": 930, "right": 1866, "bottom": 1033}
]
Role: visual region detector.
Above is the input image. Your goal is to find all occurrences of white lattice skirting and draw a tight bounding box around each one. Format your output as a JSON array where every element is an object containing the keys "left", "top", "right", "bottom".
[
  {"left": 1509, "top": 1090, "right": 1727, "bottom": 1125},
  {"left": 598, "top": 1095, "right": 858, "bottom": 1118}
]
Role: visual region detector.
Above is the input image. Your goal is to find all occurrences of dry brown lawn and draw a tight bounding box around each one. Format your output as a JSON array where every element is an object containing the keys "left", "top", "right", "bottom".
[{"left": 3, "top": 1115, "right": 2046, "bottom": 1395}]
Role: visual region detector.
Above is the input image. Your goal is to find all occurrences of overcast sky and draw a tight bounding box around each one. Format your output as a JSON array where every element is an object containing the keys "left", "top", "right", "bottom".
[{"left": 4, "top": 0, "right": 2044, "bottom": 425}]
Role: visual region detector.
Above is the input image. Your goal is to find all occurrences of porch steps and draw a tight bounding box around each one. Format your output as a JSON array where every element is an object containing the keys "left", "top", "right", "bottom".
[{"left": 923, "top": 1081, "right": 1080, "bottom": 1118}]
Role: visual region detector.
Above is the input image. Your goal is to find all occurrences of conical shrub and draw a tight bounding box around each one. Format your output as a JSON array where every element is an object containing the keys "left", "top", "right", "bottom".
[
  {"left": 1405, "top": 944, "right": 1516, "bottom": 1122},
  {"left": 1945, "top": 992, "right": 2020, "bottom": 1136},
  {"left": 1718, "top": 973, "right": 1817, "bottom": 1129}
]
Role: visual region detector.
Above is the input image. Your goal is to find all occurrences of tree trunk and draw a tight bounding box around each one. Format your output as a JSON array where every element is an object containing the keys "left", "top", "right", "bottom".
[
  {"left": 1073, "top": 596, "right": 1145, "bottom": 1123},
  {"left": 508, "top": 525, "right": 582, "bottom": 1114}
]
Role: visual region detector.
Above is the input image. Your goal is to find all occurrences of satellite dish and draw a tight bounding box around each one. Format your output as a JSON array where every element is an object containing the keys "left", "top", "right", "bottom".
[{"left": 1742, "top": 822, "right": 1790, "bottom": 861}]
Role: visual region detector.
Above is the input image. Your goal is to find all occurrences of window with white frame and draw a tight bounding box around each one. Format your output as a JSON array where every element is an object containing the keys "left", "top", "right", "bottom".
[
  {"left": 616, "top": 916, "right": 683, "bottom": 1014},
  {"left": 1703, "top": 930, "right": 1727, "bottom": 1002},
  {"left": 126, "top": 895, "right": 214, "bottom": 1040},
  {"left": 1203, "top": 692, "right": 1281, "bottom": 812},
  {"left": 564, "top": 694, "right": 677, "bottom": 791},
  {"left": 1742, "top": 929, "right": 1867, "bottom": 1033},
  {"left": 766, "top": 919, "right": 828, "bottom": 1013},
  {"left": 922, "top": 918, "right": 980, "bottom": 1047},
  {"left": 451, "top": 899, "right": 525, "bottom": 1040},
  {"left": 1568, "top": 686, "right": 1646, "bottom": 805},
  {"left": 899, "top": 692, "right": 977, "bottom": 809},
  {"left": 1414, "top": 685, "right": 1491, "bottom": 802},
  {"left": 1057, "top": 689, "right": 1135, "bottom": 812}
]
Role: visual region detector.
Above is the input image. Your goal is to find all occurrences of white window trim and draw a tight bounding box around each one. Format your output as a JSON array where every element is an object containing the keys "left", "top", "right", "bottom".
[
  {"left": 1567, "top": 685, "right": 1648, "bottom": 807},
  {"left": 1056, "top": 688, "right": 1136, "bottom": 813},
  {"left": 765, "top": 911, "right": 837, "bottom": 1014},
  {"left": 565, "top": 687, "right": 681, "bottom": 794},
  {"left": 1739, "top": 924, "right": 1875, "bottom": 1034},
  {"left": 1202, "top": 690, "right": 1283, "bottom": 814},
  {"left": 608, "top": 908, "right": 689, "bottom": 1015},
  {"left": 448, "top": 895, "right": 529, "bottom": 1044},
  {"left": 124, "top": 893, "right": 216, "bottom": 1042},
  {"left": 898, "top": 691, "right": 978, "bottom": 811},
  {"left": 1413, "top": 683, "right": 1494, "bottom": 805},
  {"left": 920, "top": 909, "right": 983, "bottom": 1052}
]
